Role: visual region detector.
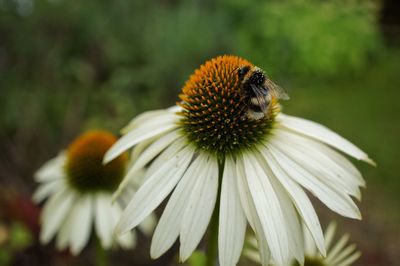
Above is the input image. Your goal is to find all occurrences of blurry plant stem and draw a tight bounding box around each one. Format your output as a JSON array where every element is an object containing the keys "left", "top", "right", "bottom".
[
  {"left": 205, "top": 159, "right": 224, "bottom": 266},
  {"left": 95, "top": 237, "right": 108, "bottom": 266}
]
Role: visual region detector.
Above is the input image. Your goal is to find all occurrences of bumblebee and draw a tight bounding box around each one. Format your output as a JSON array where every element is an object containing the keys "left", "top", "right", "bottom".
[{"left": 238, "top": 65, "right": 289, "bottom": 120}]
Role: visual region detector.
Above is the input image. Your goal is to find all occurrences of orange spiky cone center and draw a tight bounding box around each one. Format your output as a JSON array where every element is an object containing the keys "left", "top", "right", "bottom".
[{"left": 178, "top": 55, "right": 278, "bottom": 157}]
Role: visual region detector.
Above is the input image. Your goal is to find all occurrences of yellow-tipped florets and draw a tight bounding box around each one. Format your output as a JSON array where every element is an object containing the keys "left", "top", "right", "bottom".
[
  {"left": 66, "top": 130, "right": 127, "bottom": 193},
  {"left": 178, "top": 55, "right": 277, "bottom": 157}
]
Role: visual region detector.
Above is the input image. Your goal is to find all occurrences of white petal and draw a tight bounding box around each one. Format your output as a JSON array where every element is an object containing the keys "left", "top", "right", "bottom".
[
  {"left": 301, "top": 135, "right": 366, "bottom": 187},
  {"left": 121, "top": 109, "right": 173, "bottom": 134},
  {"left": 104, "top": 112, "right": 179, "bottom": 163},
  {"left": 236, "top": 157, "right": 270, "bottom": 266},
  {"left": 34, "top": 153, "right": 66, "bottom": 182},
  {"left": 40, "top": 188, "right": 74, "bottom": 244},
  {"left": 260, "top": 146, "right": 326, "bottom": 256},
  {"left": 56, "top": 207, "right": 74, "bottom": 250},
  {"left": 94, "top": 193, "right": 114, "bottom": 249},
  {"left": 254, "top": 152, "right": 304, "bottom": 264},
  {"left": 218, "top": 158, "right": 247, "bottom": 266},
  {"left": 116, "top": 180, "right": 140, "bottom": 207},
  {"left": 121, "top": 106, "right": 180, "bottom": 134},
  {"left": 33, "top": 180, "right": 64, "bottom": 203},
  {"left": 124, "top": 131, "right": 181, "bottom": 181},
  {"left": 138, "top": 213, "right": 157, "bottom": 236},
  {"left": 277, "top": 113, "right": 375, "bottom": 165},
  {"left": 116, "top": 146, "right": 194, "bottom": 235},
  {"left": 179, "top": 155, "right": 219, "bottom": 262},
  {"left": 109, "top": 203, "right": 136, "bottom": 249},
  {"left": 269, "top": 141, "right": 361, "bottom": 219},
  {"left": 136, "top": 131, "right": 180, "bottom": 169},
  {"left": 273, "top": 130, "right": 362, "bottom": 199},
  {"left": 145, "top": 138, "right": 187, "bottom": 178},
  {"left": 129, "top": 137, "right": 156, "bottom": 164},
  {"left": 117, "top": 230, "right": 137, "bottom": 249},
  {"left": 151, "top": 155, "right": 206, "bottom": 259},
  {"left": 303, "top": 225, "right": 317, "bottom": 257},
  {"left": 69, "top": 195, "right": 93, "bottom": 255},
  {"left": 243, "top": 153, "right": 290, "bottom": 265}
]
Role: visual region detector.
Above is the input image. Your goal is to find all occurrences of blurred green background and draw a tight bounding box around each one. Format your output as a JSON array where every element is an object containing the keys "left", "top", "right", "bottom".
[{"left": 0, "top": 0, "right": 399, "bottom": 265}]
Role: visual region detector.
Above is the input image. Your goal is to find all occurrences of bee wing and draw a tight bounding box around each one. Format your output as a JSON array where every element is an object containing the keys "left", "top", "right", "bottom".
[
  {"left": 265, "top": 79, "right": 290, "bottom": 100},
  {"left": 250, "top": 84, "right": 267, "bottom": 112}
]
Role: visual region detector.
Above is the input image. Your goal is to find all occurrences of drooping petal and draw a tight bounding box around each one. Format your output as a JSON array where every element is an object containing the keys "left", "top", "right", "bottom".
[
  {"left": 69, "top": 195, "right": 93, "bottom": 255},
  {"left": 179, "top": 155, "right": 219, "bottom": 262},
  {"left": 273, "top": 130, "right": 362, "bottom": 200},
  {"left": 254, "top": 152, "right": 304, "bottom": 264},
  {"left": 56, "top": 207, "right": 74, "bottom": 250},
  {"left": 268, "top": 141, "right": 361, "bottom": 220},
  {"left": 113, "top": 132, "right": 183, "bottom": 200},
  {"left": 236, "top": 157, "right": 270, "bottom": 266},
  {"left": 33, "top": 179, "right": 64, "bottom": 203},
  {"left": 116, "top": 146, "right": 194, "bottom": 235},
  {"left": 120, "top": 106, "right": 181, "bottom": 134},
  {"left": 104, "top": 112, "right": 179, "bottom": 163},
  {"left": 277, "top": 113, "right": 375, "bottom": 165},
  {"left": 218, "top": 157, "right": 247, "bottom": 266},
  {"left": 260, "top": 145, "right": 326, "bottom": 256},
  {"left": 34, "top": 154, "right": 66, "bottom": 182},
  {"left": 296, "top": 133, "right": 366, "bottom": 187},
  {"left": 94, "top": 193, "right": 114, "bottom": 248},
  {"left": 126, "top": 130, "right": 181, "bottom": 175},
  {"left": 145, "top": 138, "right": 187, "bottom": 177},
  {"left": 110, "top": 203, "right": 136, "bottom": 249},
  {"left": 121, "top": 110, "right": 173, "bottom": 134},
  {"left": 40, "top": 188, "right": 75, "bottom": 244},
  {"left": 242, "top": 153, "right": 291, "bottom": 266},
  {"left": 150, "top": 155, "right": 206, "bottom": 259}
]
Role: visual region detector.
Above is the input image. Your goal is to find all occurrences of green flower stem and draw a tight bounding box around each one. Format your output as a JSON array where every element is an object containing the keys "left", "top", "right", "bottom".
[
  {"left": 205, "top": 159, "right": 224, "bottom": 266},
  {"left": 95, "top": 237, "right": 108, "bottom": 266}
]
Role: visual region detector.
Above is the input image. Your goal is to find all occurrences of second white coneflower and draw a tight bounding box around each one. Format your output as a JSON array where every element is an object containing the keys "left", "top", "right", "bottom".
[
  {"left": 34, "top": 130, "right": 154, "bottom": 255},
  {"left": 104, "top": 55, "right": 374, "bottom": 266}
]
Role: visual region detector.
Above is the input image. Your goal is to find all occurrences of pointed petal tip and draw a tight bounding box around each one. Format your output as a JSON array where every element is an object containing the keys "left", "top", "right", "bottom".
[
  {"left": 364, "top": 157, "right": 377, "bottom": 167},
  {"left": 102, "top": 151, "right": 115, "bottom": 165},
  {"left": 354, "top": 212, "right": 362, "bottom": 221}
]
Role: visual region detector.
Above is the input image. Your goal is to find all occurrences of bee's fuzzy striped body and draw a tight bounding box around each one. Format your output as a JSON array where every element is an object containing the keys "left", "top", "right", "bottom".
[{"left": 238, "top": 66, "right": 289, "bottom": 121}]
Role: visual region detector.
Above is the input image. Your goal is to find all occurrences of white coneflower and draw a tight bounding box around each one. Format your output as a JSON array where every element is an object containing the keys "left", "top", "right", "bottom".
[
  {"left": 33, "top": 130, "right": 154, "bottom": 255},
  {"left": 246, "top": 222, "right": 361, "bottom": 266},
  {"left": 104, "top": 55, "right": 374, "bottom": 266}
]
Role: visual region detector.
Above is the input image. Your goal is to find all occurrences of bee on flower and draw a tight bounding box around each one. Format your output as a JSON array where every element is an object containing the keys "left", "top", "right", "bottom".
[
  {"left": 33, "top": 130, "right": 155, "bottom": 255},
  {"left": 104, "top": 56, "right": 374, "bottom": 266}
]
